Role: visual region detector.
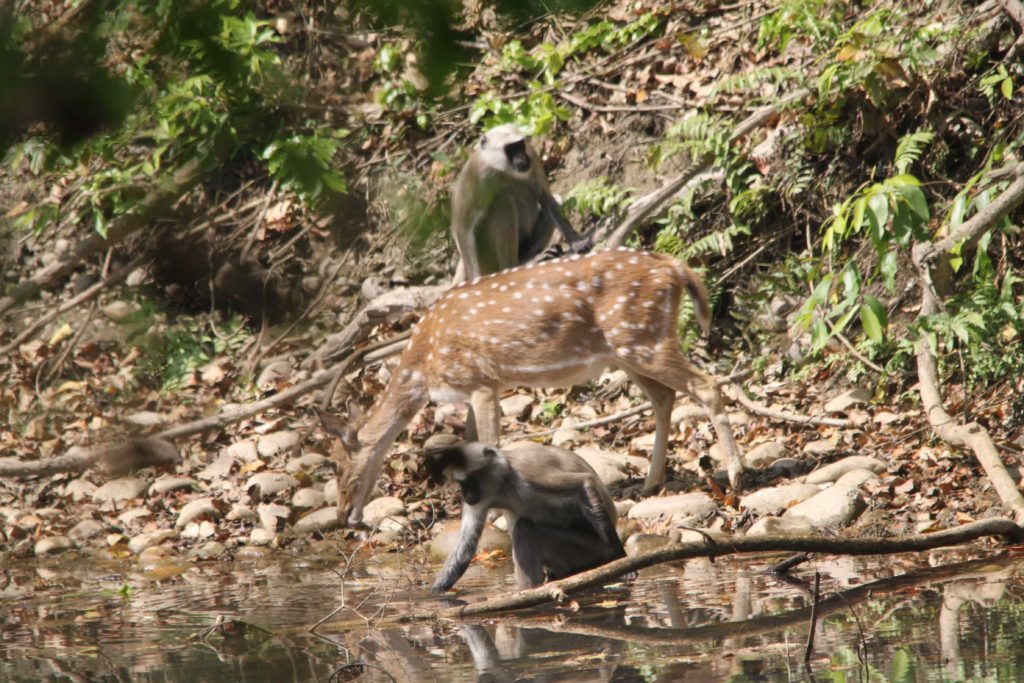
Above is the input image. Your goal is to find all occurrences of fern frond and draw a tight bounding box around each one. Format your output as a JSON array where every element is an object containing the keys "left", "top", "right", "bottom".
[
  {"left": 711, "top": 66, "right": 801, "bottom": 96},
  {"left": 894, "top": 129, "right": 935, "bottom": 175}
]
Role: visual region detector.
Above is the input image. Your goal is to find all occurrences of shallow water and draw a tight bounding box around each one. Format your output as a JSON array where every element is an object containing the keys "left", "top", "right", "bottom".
[{"left": 3, "top": 545, "right": 1024, "bottom": 682}]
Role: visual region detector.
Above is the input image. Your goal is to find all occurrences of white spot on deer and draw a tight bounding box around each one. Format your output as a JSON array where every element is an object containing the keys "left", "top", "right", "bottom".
[
  {"left": 472, "top": 277, "right": 482, "bottom": 285},
  {"left": 526, "top": 281, "right": 535, "bottom": 289},
  {"left": 642, "top": 301, "right": 654, "bottom": 308},
  {"left": 426, "top": 353, "right": 434, "bottom": 362},
  {"left": 629, "top": 257, "right": 639, "bottom": 265},
  {"left": 513, "top": 291, "right": 523, "bottom": 299},
  {"left": 499, "top": 285, "right": 508, "bottom": 292},
  {"left": 410, "top": 371, "right": 424, "bottom": 382},
  {"left": 439, "top": 302, "right": 448, "bottom": 310},
  {"left": 440, "top": 347, "right": 451, "bottom": 356},
  {"left": 570, "top": 254, "right": 581, "bottom": 261},
  {"left": 458, "top": 292, "right": 468, "bottom": 299},
  {"left": 615, "top": 262, "right": 625, "bottom": 270},
  {"left": 617, "top": 296, "right": 628, "bottom": 303},
  {"left": 617, "top": 246, "right": 628, "bottom": 252},
  {"left": 576, "top": 280, "right": 588, "bottom": 291},
  {"left": 502, "top": 306, "right": 512, "bottom": 313},
  {"left": 490, "top": 283, "right": 499, "bottom": 290},
  {"left": 544, "top": 295, "right": 554, "bottom": 303},
  {"left": 474, "top": 290, "right": 483, "bottom": 297},
  {"left": 615, "top": 347, "right": 631, "bottom": 357}
]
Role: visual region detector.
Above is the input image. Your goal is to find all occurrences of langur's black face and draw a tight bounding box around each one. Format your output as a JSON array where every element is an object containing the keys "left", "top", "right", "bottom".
[{"left": 504, "top": 140, "right": 531, "bottom": 172}]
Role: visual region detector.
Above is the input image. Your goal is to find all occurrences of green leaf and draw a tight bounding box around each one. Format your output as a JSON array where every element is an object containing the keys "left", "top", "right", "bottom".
[
  {"left": 860, "top": 296, "right": 887, "bottom": 342},
  {"left": 866, "top": 189, "right": 890, "bottom": 247},
  {"left": 811, "top": 318, "right": 830, "bottom": 351},
  {"left": 851, "top": 196, "right": 866, "bottom": 234},
  {"left": 1001, "top": 76, "right": 1013, "bottom": 100},
  {"left": 809, "top": 275, "right": 833, "bottom": 307},
  {"left": 899, "top": 185, "right": 929, "bottom": 221},
  {"left": 880, "top": 249, "right": 898, "bottom": 292}
]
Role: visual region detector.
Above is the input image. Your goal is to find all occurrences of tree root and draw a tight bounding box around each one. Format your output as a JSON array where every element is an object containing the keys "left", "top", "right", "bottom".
[{"left": 911, "top": 163, "right": 1024, "bottom": 524}]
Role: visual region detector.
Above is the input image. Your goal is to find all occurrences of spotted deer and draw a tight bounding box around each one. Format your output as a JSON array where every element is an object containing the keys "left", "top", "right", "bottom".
[{"left": 322, "top": 248, "right": 743, "bottom": 526}]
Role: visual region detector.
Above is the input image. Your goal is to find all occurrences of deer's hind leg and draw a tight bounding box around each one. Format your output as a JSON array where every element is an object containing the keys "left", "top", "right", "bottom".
[
  {"left": 622, "top": 370, "right": 676, "bottom": 494},
  {"left": 619, "top": 343, "right": 744, "bottom": 487}
]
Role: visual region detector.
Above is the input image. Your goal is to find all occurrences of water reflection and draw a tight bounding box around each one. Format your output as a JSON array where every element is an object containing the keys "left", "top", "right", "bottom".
[{"left": 3, "top": 549, "right": 1024, "bottom": 681}]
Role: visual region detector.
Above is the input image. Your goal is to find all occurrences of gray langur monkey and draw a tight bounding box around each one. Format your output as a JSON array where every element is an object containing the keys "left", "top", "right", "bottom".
[
  {"left": 425, "top": 441, "right": 626, "bottom": 592},
  {"left": 450, "top": 124, "right": 591, "bottom": 281}
]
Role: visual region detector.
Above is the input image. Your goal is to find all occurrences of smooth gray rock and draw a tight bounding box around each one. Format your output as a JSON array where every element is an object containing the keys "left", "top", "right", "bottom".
[
  {"left": 125, "top": 411, "right": 167, "bottom": 427},
  {"left": 292, "top": 488, "right": 325, "bottom": 509},
  {"left": 293, "top": 507, "right": 341, "bottom": 535},
  {"left": 65, "top": 478, "right": 97, "bottom": 502},
  {"left": 363, "top": 496, "right": 406, "bottom": 526},
  {"left": 257, "top": 503, "right": 290, "bottom": 531},
  {"left": 614, "top": 500, "right": 636, "bottom": 518},
  {"left": 628, "top": 493, "right": 716, "bottom": 522},
  {"left": 743, "top": 441, "right": 788, "bottom": 469},
  {"left": 118, "top": 507, "right": 153, "bottom": 527},
  {"left": 224, "top": 440, "right": 260, "bottom": 463},
  {"left": 150, "top": 476, "right": 198, "bottom": 495},
  {"left": 246, "top": 472, "right": 299, "bottom": 497},
  {"left": 68, "top": 519, "right": 105, "bottom": 542},
  {"left": 805, "top": 456, "right": 886, "bottom": 485},
  {"left": 102, "top": 301, "right": 138, "bottom": 321},
  {"left": 824, "top": 388, "right": 872, "bottom": 413},
  {"left": 803, "top": 439, "right": 836, "bottom": 456},
  {"left": 257, "top": 431, "right": 300, "bottom": 459},
  {"left": 35, "top": 536, "right": 74, "bottom": 555},
  {"left": 740, "top": 484, "right": 823, "bottom": 516},
  {"left": 128, "top": 529, "right": 176, "bottom": 554},
  {"left": 196, "top": 453, "right": 238, "bottom": 481},
  {"left": 784, "top": 485, "right": 866, "bottom": 529},
  {"left": 93, "top": 478, "right": 148, "bottom": 503},
  {"left": 285, "top": 452, "right": 329, "bottom": 474},
  {"left": 428, "top": 522, "right": 510, "bottom": 561},
  {"left": 175, "top": 497, "right": 221, "bottom": 528},
  {"left": 835, "top": 468, "right": 881, "bottom": 488},
  {"left": 189, "top": 541, "right": 226, "bottom": 559},
  {"left": 256, "top": 361, "right": 292, "bottom": 390},
  {"left": 499, "top": 394, "right": 534, "bottom": 419},
  {"left": 323, "top": 478, "right": 338, "bottom": 503},
  {"left": 746, "top": 516, "right": 816, "bottom": 538},
  {"left": 226, "top": 504, "right": 257, "bottom": 521},
  {"left": 576, "top": 446, "right": 649, "bottom": 486},
  {"left": 249, "top": 528, "right": 276, "bottom": 545},
  {"left": 625, "top": 533, "right": 671, "bottom": 556}
]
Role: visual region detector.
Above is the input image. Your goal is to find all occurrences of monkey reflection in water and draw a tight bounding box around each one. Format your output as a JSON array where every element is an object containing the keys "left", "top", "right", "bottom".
[{"left": 426, "top": 441, "right": 626, "bottom": 591}]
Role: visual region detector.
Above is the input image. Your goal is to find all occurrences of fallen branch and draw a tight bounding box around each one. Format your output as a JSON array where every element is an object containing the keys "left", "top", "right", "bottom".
[
  {"left": 600, "top": 89, "right": 811, "bottom": 248},
  {"left": 0, "top": 438, "right": 180, "bottom": 477},
  {"left": 155, "top": 331, "right": 407, "bottom": 441},
  {"left": 301, "top": 284, "right": 448, "bottom": 370},
  {"left": 726, "top": 387, "right": 856, "bottom": 428},
  {"left": 436, "top": 518, "right": 1022, "bottom": 617},
  {"left": 911, "top": 164, "right": 1024, "bottom": 524},
  {"left": 492, "top": 553, "right": 1011, "bottom": 645}
]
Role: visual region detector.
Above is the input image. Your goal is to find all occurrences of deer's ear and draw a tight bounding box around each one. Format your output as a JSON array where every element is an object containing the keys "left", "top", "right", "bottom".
[{"left": 313, "top": 407, "right": 360, "bottom": 452}]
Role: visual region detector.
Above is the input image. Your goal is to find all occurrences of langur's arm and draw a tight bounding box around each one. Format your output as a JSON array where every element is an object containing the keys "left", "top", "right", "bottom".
[{"left": 432, "top": 503, "right": 486, "bottom": 592}]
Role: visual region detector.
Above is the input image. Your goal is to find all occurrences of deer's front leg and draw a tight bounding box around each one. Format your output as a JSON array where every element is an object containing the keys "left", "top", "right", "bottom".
[{"left": 469, "top": 387, "right": 502, "bottom": 445}]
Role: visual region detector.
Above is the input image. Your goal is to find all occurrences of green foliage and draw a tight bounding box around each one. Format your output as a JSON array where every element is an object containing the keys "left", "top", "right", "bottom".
[
  {"left": 711, "top": 66, "right": 802, "bottom": 97},
  {"left": 262, "top": 130, "right": 349, "bottom": 206},
  {"left": 5, "top": 1, "right": 349, "bottom": 240},
  {"left": 471, "top": 10, "right": 663, "bottom": 131},
  {"left": 979, "top": 64, "right": 1015, "bottom": 104},
  {"left": 133, "top": 311, "right": 250, "bottom": 393},
  {"left": 468, "top": 91, "right": 571, "bottom": 137},
  {"left": 563, "top": 178, "right": 631, "bottom": 219}
]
